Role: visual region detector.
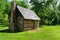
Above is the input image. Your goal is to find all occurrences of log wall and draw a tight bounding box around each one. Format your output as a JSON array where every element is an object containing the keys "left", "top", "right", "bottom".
[
  {"left": 9, "top": 7, "right": 24, "bottom": 32},
  {"left": 24, "top": 20, "right": 39, "bottom": 30},
  {"left": 9, "top": 6, "right": 39, "bottom": 31}
]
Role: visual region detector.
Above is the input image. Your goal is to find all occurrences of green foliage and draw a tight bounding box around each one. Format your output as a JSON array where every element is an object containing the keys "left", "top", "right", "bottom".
[
  {"left": 0, "top": 0, "right": 60, "bottom": 25},
  {"left": 30, "top": 0, "right": 60, "bottom": 25},
  {"left": 0, "top": 0, "right": 29, "bottom": 25},
  {"left": 15, "top": 1, "right": 30, "bottom": 9}
]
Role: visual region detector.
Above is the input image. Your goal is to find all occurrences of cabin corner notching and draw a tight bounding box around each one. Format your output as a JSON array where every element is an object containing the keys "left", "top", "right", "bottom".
[{"left": 9, "top": 2, "right": 40, "bottom": 32}]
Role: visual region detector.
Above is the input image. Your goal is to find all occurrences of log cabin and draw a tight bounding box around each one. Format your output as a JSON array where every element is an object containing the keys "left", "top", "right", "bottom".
[{"left": 9, "top": 2, "right": 40, "bottom": 32}]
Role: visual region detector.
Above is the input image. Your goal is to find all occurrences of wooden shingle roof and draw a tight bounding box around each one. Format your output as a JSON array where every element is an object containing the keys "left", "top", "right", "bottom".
[{"left": 17, "top": 6, "right": 40, "bottom": 20}]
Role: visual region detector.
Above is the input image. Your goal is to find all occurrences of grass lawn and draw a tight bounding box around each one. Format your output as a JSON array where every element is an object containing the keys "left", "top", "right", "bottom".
[{"left": 0, "top": 25, "right": 60, "bottom": 40}]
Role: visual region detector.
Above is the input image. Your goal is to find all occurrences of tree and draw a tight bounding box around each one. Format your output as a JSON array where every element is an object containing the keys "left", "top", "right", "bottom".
[
  {"left": 30, "top": 0, "right": 59, "bottom": 25},
  {"left": 0, "top": 0, "right": 30, "bottom": 25}
]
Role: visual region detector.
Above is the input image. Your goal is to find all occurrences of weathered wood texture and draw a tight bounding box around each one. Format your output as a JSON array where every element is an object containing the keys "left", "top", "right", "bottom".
[
  {"left": 16, "top": 8, "right": 24, "bottom": 31},
  {"left": 9, "top": 2, "right": 40, "bottom": 32},
  {"left": 9, "top": 7, "right": 40, "bottom": 31},
  {"left": 9, "top": 2, "right": 16, "bottom": 31},
  {"left": 9, "top": 7, "right": 24, "bottom": 31},
  {"left": 24, "top": 20, "right": 39, "bottom": 30}
]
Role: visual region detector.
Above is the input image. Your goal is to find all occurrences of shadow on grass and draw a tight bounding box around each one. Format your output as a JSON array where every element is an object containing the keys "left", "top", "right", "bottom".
[{"left": 0, "top": 29, "right": 22, "bottom": 33}]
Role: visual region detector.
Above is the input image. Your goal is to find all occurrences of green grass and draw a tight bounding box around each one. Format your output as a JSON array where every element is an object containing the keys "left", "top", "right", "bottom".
[{"left": 0, "top": 25, "right": 60, "bottom": 40}]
